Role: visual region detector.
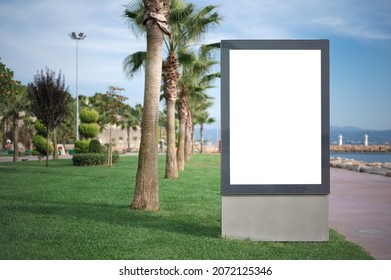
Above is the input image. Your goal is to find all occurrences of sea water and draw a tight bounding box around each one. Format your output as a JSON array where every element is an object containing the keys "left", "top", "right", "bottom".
[{"left": 330, "top": 152, "right": 391, "bottom": 163}]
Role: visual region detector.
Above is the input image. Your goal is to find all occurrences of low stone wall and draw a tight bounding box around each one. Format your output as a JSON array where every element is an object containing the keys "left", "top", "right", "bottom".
[
  {"left": 331, "top": 145, "right": 391, "bottom": 152},
  {"left": 330, "top": 157, "right": 391, "bottom": 177}
]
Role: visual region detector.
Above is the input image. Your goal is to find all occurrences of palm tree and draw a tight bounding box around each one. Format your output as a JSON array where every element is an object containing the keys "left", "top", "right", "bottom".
[
  {"left": 123, "top": 0, "right": 221, "bottom": 178},
  {"left": 2, "top": 86, "right": 29, "bottom": 162},
  {"left": 18, "top": 115, "right": 35, "bottom": 152},
  {"left": 129, "top": 0, "right": 171, "bottom": 211},
  {"left": 195, "top": 110, "right": 215, "bottom": 154},
  {"left": 177, "top": 43, "right": 219, "bottom": 166},
  {"left": 57, "top": 97, "right": 76, "bottom": 153},
  {"left": 120, "top": 104, "right": 142, "bottom": 152},
  {"left": 95, "top": 87, "right": 127, "bottom": 167}
]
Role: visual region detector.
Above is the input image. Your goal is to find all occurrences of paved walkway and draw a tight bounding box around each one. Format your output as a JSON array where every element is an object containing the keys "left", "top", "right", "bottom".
[{"left": 330, "top": 168, "right": 391, "bottom": 259}]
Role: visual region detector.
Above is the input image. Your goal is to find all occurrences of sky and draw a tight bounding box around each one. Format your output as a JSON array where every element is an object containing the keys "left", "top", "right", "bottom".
[{"left": 0, "top": 0, "right": 390, "bottom": 130}]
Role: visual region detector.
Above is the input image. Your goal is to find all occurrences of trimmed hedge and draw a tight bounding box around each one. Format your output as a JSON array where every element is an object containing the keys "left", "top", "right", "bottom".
[
  {"left": 79, "top": 108, "right": 99, "bottom": 123},
  {"left": 89, "top": 139, "right": 102, "bottom": 153},
  {"left": 72, "top": 152, "right": 120, "bottom": 166},
  {"left": 74, "top": 139, "right": 91, "bottom": 154},
  {"left": 79, "top": 123, "right": 100, "bottom": 139},
  {"left": 72, "top": 153, "right": 106, "bottom": 166}
]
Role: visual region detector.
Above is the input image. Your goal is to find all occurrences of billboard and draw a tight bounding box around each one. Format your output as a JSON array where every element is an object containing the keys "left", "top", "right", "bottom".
[{"left": 221, "top": 40, "right": 329, "bottom": 194}]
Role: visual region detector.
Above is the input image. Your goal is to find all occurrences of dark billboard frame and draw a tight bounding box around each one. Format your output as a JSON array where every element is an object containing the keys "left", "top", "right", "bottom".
[{"left": 221, "top": 40, "right": 330, "bottom": 195}]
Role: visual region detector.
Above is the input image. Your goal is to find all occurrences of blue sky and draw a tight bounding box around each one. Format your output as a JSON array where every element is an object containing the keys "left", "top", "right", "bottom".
[{"left": 1, "top": 0, "right": 390, "bottom": 130}]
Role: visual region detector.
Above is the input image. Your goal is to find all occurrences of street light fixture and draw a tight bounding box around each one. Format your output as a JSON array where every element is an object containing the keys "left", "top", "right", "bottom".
[{"left": 69, "top": 32, "right": 87, "bottom": 141}]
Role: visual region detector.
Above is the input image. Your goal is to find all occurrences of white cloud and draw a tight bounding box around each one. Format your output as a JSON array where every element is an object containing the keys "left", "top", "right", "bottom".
[
  {"left": 205, "top": 0, "right": 391, "bottom": 41},
  {"left": 1, "top": 0, "right": 391, "bottom": 130},
  {"left": 0, "top": 0, "right": 144, "bottom": 98}
]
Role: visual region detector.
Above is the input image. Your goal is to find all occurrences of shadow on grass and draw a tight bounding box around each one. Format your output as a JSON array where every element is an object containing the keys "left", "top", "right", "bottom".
[{"left": 0, "top": 196, "right": 220, "bottom": 239}]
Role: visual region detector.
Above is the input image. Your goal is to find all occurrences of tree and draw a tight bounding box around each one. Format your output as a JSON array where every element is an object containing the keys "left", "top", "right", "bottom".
[
  {"left": 2, "top": 86, "right": 29, "bottom": 162},
  {"left": 79, "top": 108, "right": 100, "bottom": 139},
  {"left": 162, "top": 2, "right": 220, "bottom": 177},
  {"left": 119, "top": 104, "right": 142, "bottom": 152},
  {"left": 0, "top": 58, "right": 20, "bottom": 101},
  {"left": 195, "top": 110, "right": 215, "bottom": 154},
  {"left": 57, "top": 97, "right": 76, "bottom": 150},
  {"left": 176, "top": 82, "right": 188, "bottom": 170},
  {"left": 27, "top": 68, "right": 70, "bottom": 167},
  {"left": 178, "top": 43, "right": 220, "bottom": 161},
  {"left": 1, "top": 59, "right": 26, "bottom": 158},
  {"left": 32, "top": 121, "right": 53, "bottom": 162},
  {"left": 95, "top": 87, "right": 128, "bottom": 167},
  {"left": 129, "top": 0, "right": 171, "bottom": 211},
  {"left": 123, "top": 0, "right": 221, "bottom": 179}
]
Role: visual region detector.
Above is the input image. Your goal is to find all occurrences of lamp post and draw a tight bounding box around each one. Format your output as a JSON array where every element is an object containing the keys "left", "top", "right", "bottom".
[{"left": 68, "top": 32, "right": 87, "bottom": 141}]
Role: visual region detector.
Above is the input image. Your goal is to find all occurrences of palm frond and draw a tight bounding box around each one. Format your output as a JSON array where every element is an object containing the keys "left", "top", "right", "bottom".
[
  {"left": 185, "top": 6, "right": 222, "bottom": 44},
  {"left": 123, "top": 0, "right": 145, "bottom": 38},
  {"left": 200, "top": 72, "right": 220, "bottom": 85},
  {"left": 122, "top": 51, "right": 147, "bottom": 79},
  {"left": 169, "top": 1, "right": 194, "bottom": 23},
  {"left": 200, "top": 42, "right": 220, "bottom": 59}
]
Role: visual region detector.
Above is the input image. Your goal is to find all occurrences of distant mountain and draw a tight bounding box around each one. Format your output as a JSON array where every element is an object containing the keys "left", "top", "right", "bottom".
[
  {"left": 330, "top": 126, "right": 391, "bottom": 145},
  {"left": 330, "top": 125, "right": 363, "bottom": 132}
]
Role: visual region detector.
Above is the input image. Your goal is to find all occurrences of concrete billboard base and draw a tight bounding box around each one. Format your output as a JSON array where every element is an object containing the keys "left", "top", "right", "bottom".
[{"left": 222, "top": 195, "right": 329, "bottom": 241}]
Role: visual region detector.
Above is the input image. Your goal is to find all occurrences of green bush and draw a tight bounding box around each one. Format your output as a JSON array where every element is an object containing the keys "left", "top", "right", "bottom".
[
  {"left": 72, "top": 152, "right": 119, "bottom": 166},
  {"left": 79, "top": 108, "right": 99, "bottom": 124},
  {"left": 74, "top": 139, "right": 91, "bottom": 154},
  {"left": 89, "top": 139, "right": 102, "bottom": 153},
  {"left": 112, "top": 152, "right": 120, "bottom": 164},
  {"left": 79, "top": 123, "right": 100, "bottom": 139},
  {"left": 34, "top": 120, "right": 47, "bottom": 137},
  {"left": 32, "top": 135, "right": 53, "bottom": 156},
  {"left": 72, "top": 153, "right": 106, "bottom": 166}
]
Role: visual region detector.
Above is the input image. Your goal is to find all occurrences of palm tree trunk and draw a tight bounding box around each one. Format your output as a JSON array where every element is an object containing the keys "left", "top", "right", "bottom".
[
  {"left": 13, "top": 114, "right": 19, "bottom": 163},
  {"left": 108, "top": 124, "right": 113, "bottom": 167},
  {"left": 130, "top": 0, "right": 170, "bottom": 211},
  {"left": 127, "top": 127, "right": 131, "bottom": 152},
  {"left": 184, "top": 109, "right": 193, "bottom": 161},
  {"left": 165, "top": 98, "right": 178, "bottom": 177},
  {"left": 177, "top": 85, "right": 188, "bottom": 170},
  {"left": 163, "top": 52, "right": 179, "bottom": 179},
  {"left": 177, "top": 119, "right": 185, "bottom": 170},
  {"left": 46, "top": 127, "right": 50, "bottom": 167},
  {"left": 53, "top": 127, "right": 58, "bottom": 160},
  {"left": 200, "top": 123, "right": 205, "bottom": 154},
  {"left": 62, "top": 132, "right": 67, "bottom": 155}
]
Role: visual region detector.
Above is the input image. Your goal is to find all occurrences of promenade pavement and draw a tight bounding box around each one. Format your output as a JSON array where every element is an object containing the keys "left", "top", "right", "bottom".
[{"left": 330, "top": 168, "right": 391, "bottom": 259}]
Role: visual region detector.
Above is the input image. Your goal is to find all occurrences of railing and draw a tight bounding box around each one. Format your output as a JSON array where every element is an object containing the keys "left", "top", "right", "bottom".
[{"left": 0, "top": 150, "right": 33, "bottom": 156}]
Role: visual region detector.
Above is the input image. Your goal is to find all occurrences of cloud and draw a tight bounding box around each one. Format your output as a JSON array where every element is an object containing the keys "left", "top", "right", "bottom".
[
  {"left": 206, "top": 0, "right": 391, "bottom": 41},
  {"left": 0, "top": 0, "right": 144, "bottom": 96},
  {"left": 309, "top": 15, "right": 391, "bottom": 40}
]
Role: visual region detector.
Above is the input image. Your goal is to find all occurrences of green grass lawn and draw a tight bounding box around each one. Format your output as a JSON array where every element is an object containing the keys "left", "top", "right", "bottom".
[{"left": 0, "top": 154, "right": 373, "bottom": 260}]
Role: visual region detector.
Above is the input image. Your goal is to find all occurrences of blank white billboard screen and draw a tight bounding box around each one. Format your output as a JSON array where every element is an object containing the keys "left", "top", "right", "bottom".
[{"left": 229, "top": 49, "right": 322, "bottom": 185}]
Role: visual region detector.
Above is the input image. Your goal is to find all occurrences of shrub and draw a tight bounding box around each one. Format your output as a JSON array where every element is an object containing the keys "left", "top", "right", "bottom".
[
  {"left": 89, "top": 139, "right": 102, "bottom": 153},
  {"left": 79, "top": 123, "right": 100, "bottom": 139},
  {"left": 34, "top": 120, "right": 47, "bottom": 137},
  {"left": 79, "top": 108, "right": 99, "bottom": 124},
  {"left": 74, "top": 139, "right": 91, "bottom": 154},
  {"left": 72, "top": 153, "right": 106, "bottom": 166},
  {"left": 112, "top": 152, "right": 120, "bottom": 164},
  {"left": 32, "top": 135, "right": 53, "bottom": 156},
  {"left": 72, "top": 152, "right": 119, "bottom": 166}
]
